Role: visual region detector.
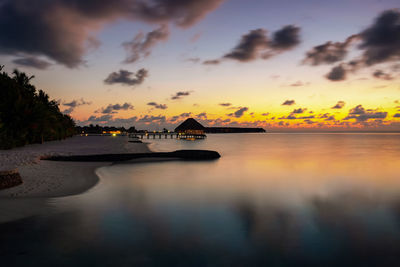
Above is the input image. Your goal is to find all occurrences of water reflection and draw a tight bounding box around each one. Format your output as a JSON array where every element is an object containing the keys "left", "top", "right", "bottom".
[{"left": 2, "top": 133, "right": 400, "bottom": 266}]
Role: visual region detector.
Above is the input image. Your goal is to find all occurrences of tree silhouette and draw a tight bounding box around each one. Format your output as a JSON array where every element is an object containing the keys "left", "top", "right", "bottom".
[{"left": 0, "top": 66, "right": 75, "bottom": 149}]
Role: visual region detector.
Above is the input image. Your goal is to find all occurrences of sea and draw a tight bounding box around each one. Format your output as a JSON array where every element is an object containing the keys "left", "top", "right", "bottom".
[{"left": 2, "top": 133, "right": 400, "bottom": 266}]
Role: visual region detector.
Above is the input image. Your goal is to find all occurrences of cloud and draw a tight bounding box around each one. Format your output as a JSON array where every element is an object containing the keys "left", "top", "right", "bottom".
[
  {"left": 147, "top": 102, "right": 168, "bottom": 109},
  {"left": 394, "top": 113, "right": 400, "bottom": 118},
  {"left": 359, "top": 9, "right": 400, "bottom": 65},
  {"left": 304, "top": 9, "right": 400, "bottom": 81},
  {"left": 12, "top": 56, "right": 52, "bottom": 70},
  {"left": 282, "top": 100, "right": 296, "bottom": 106},
  {"left": 303, "top": 35, "right": 359, "bottom": 65},
  {"left": 331, "top": 101, "right": 345, "bottom": 109},
  {"left": 123, "top": 25, "right": 169, "bottom": 63},
  {"left": 223, "top": 28, "right": 269, "bottom": 62},
  {"left": 179, "top": 112, "right": 192, "bottom": 118},
  {"left": 0, "top": 0, "right": 225, "bottom": 68},
  {"left": 196, "top": 112, "right": 207, "bottom": 119},
  {"left": 219, "top": 103, "right": 232, "bottom": 107},
  {"left": 279, "top": 114, "right": 315, "bottom": 120},
  {"left": 292, "top": 108, "right": 306, "bottom": 114},
  {"left": 290, "top": 81, "right": 304, "bottom": 87},
  {"left": 228, "top": 107, "right": 248, "bottom": 118},
  {"left": 104, "top": 69, "right": 148, "bottom": 86},
  {"left": 270, "top": 25, "right": 301, "bottom": 50},
  {"left": 344, "top": 105, "right": 387, "bottom": 122},
  {"left": 86, "top": 115, "right": 114, "bottom": 123},
  {"left": 190, "top": 32, "right": 202, "bottom": 43},
  {"left": 373, "top": 70, "right": 393, "bottom": 80},
  {"left": 186, "top": 57, "right": 201, "bottom": 63},
  {"left": 138, "top": 115, "right": 166, "bottom": 123},
  {"left": 99, "top": 103, "right": 134, "bottom": 114},
  {"left": 326, "top": 64, "right": 346, "bottom": 81},
  {"left": 203, "top": 59, "right": 221, "bottom": 65},
  {"left": 62, "top": 98, "right": 92, "bottom": 114},
  {"left": 63, "top": 98, "right": 92, "bottom": 108},
  {"left": 171, "top": 91, "right": 191, "bottom": 100},
  {"left": 169, "top": 112, "right": 192, "bottom": 122},
  {"left": 205, "top": 25, "right": 300, "bottom": 64}
]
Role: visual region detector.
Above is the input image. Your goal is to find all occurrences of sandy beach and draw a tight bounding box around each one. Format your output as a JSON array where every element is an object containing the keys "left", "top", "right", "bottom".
[{"left": 0, "top": 135, "right": 151, "bottom": 199}]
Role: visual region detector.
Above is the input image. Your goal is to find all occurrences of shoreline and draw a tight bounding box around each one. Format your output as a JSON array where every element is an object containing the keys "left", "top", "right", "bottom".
[{"left": 0, "top": 135, "right": 151, "bottom": 199}]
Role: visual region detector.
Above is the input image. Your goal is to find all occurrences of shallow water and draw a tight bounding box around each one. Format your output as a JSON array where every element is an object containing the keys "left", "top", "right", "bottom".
[{"left": 2, "top": 133, "right": 400, "bottom": 266}]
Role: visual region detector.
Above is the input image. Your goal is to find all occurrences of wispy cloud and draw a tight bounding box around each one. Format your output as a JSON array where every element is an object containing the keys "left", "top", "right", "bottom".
[
  {"left": 123, "top": 25, "right": 169, "bottom": 64},
  {"left": 171, "top": 91, "right": 191, "bottom": 100},
  {"left": 97, "top": 103, "right": 134, "bottom": 114},
  {"left": 147, "top": 102, "right": 168, "bottom": 110}
]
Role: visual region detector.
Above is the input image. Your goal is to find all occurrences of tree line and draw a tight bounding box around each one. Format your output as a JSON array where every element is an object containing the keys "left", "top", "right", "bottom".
[{"left": 0, "top": 66, "right": 75, "bottom": 149}]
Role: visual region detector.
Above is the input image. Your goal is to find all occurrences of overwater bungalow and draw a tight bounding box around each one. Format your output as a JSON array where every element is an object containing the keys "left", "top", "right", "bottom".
[{"left": 174, "top": 118, "right": 207, "bottom": 140}]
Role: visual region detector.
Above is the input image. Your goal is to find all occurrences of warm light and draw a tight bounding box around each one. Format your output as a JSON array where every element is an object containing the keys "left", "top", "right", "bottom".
[{"left": 112, "top": 133, "right": 117, "bottom": 137}]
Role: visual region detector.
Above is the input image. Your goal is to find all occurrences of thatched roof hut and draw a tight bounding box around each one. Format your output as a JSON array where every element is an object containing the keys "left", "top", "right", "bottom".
[{"left": 175, "top": 118, "right": 205, "bottom": 134}]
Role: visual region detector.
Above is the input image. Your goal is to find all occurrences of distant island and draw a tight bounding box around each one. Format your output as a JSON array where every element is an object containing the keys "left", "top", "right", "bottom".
[
  {"left": 205, "top": 127, "right": 266, "bottom": 133},
  {"left": 175, "top": 118, "right": 266, "bottom": 134}
]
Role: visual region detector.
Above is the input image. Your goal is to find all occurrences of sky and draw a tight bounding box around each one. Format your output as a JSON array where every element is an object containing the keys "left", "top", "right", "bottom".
[{"left": 1, "top": 0, "right": 399, "bottom": 131}]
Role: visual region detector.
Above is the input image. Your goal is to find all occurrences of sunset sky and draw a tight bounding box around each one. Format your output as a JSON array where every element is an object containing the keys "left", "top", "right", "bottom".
[{"left": 1, "top": 0, "right": 399, "bottom": 131}]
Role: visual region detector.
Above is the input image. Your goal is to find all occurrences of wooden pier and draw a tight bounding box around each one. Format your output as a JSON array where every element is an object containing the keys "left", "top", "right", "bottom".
[{"left": 129, "top": 133, "right": 206, "bottom": 140}]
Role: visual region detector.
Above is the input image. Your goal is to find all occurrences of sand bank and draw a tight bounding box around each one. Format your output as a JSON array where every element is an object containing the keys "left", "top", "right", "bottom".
[{"left": 0, "top": 135, "right": 151, "bottom": 199}]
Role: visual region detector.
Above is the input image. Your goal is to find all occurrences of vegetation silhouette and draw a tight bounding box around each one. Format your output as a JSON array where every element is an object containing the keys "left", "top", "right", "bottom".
[{"left": 0, "top": 65, "right": 75, "bottom": 149}]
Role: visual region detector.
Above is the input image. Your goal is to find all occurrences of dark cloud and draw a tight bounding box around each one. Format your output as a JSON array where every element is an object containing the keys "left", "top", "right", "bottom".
[
  {"left": 303, "top": 35, "right": 359, "bottom": 65},
  {"left": 104, "top": 69, "right": 148, "bottom": 86},
  {"left": 62, "top": 98, "right": 92, "bottom": 114},
  {"left": 99, "top": 103, "right": 134, "bottom": 114},
  {"left": 169, "top": 112, "right": 192, "bottom": 122},
  {"left": 394, "top": 113, "right": 400, "bottom": 118},
  {"left": 205, "top": 25, "right": 300, "bottom": 64},
  {"left": 224, "top": 29, "right": 269, "bottom": 62},
  {"left": 282, "top": 100, "right": 296, "bottom": 106},
  {"left": 325, "top": 115, "right": 335, "bottom": 121},
  {"left": 228, "top": 107, "right": 248, "bottom": 118},
  {"left": 326, "top": 64, "right": 346, "bottom": 81},
  {"left": 171, "top": 91, "right": 191, "bottom": 100},
  {"left": 179, "top": 112, "right": 192, "bottom": 118},
  {"left": 345, "top": 105, "right": 387, "bottom": 122},
  {"left": 196, "top": 112, "right": 207, "bottom": 119},
  {"left": 63, "top": 98, "right": 92, "bottom": 108},
  {"left": 147, "top": 102, "right": 168, "bottom": 109},
  {"left": 359, "top": 9, "right": 400, "bottom": 65},
  {"left": 219, "top": 103, "right": 232, "bottom": 107},
  {"left": 262, "top": 113, "right": 269, "bottom": 116},
  {"left": 270, "top": 25, "right": 301, "bottom": 50},
  {"left": 12, "top": 56, "right": 52, "bottom": 70},
  {"left": 373, "top": 70, "right": 393, "bottom": 80},
  {"left": 0, "top": 0, "right": 224, "bottom": 67},
  {"left": 86, "top": 115, "right": 113, "bottom": 123},
  {"left": 331, "top": 101, "right": 345, "bottom": 109},
  {"left": 123, "top": 25, "right": 169, "bottom": 64},
  {"left": 304, "top": 9, "right": 400, "bottom": 81},
  {"left": 292, "top": 108, "right": 306, "bottom": 114},
  {"left": 279, "top": 114, "right": 315, "bottom": 120},
  {"left": 138, "top": 115, "right": 166, "bottom": 123}
]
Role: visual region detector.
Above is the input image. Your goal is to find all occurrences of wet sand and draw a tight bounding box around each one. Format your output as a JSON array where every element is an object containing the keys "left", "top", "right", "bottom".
[{"left": 0, "top": 135, "right": 151, "bottom": 198}]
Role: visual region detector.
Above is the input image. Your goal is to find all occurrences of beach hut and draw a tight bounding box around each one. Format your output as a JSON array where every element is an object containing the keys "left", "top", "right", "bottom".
[{"left": 174, "top": 118, "right": 206, "bottom": 139}]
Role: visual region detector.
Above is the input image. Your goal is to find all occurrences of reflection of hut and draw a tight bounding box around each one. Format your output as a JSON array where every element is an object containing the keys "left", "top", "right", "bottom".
[{"left": 174, "top": 118, "right": 206, "bottom": 139}]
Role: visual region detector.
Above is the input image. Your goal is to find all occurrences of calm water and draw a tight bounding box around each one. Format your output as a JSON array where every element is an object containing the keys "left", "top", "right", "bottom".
[{"left": 2, "top": 133, "right": 400, "bottom": 266}]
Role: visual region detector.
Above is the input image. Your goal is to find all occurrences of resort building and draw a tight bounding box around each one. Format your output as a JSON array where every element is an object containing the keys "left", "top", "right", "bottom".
[{"left": 174, "top": 118, "right": 206, "bottom": 139}]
